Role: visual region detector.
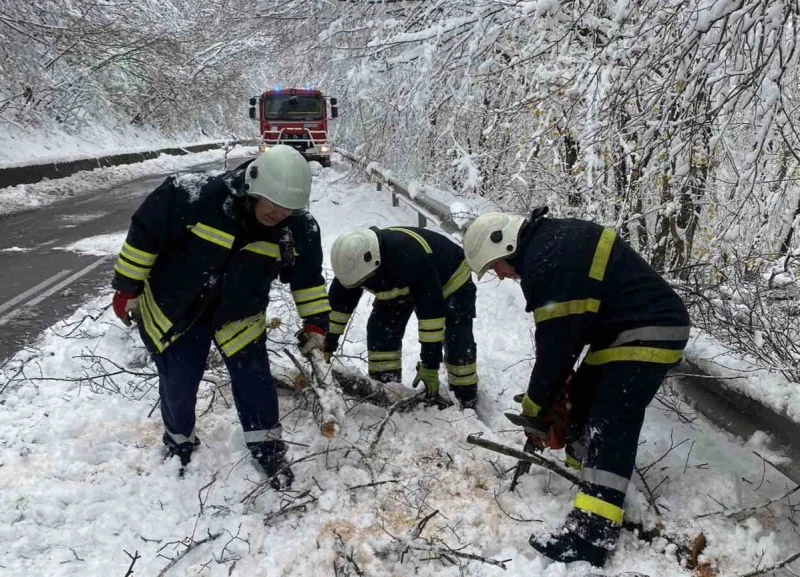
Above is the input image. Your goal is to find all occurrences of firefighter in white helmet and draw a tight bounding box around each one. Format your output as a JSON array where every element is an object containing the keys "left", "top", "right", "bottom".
[
  {"left": 111, "top": 145, "right": 330, "bottom": 486},
  {"left": 463, "top": 207, "right": 690, "bottom": 567},
  {"left": 326, "top": 226, "right": 479, "bottom": 409}
]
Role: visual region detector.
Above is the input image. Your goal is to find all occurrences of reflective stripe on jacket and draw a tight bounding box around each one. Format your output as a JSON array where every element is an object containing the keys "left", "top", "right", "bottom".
[
  {"left": 516, "top": 214, "right": 690, "bottom": 412},
  {"left": 112, "top": 163, "right": 329, "bottom": 355}
]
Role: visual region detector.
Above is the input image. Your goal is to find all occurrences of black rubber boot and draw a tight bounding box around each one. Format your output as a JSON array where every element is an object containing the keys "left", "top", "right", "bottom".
[
  {"left": 452, "top": 384, "right": 478, "bottom": 409},
  {"left": 251, "top": 440, "right": 294, "bottom": 490},
  {"left": 529, "top": 510, "right": 619, "bottom": 567},
  {"left": 372, "top": 369, "right": 402, "bottom": 384},
  {"left": 163, "top": 433, "right": 200, "bottom": 476}
]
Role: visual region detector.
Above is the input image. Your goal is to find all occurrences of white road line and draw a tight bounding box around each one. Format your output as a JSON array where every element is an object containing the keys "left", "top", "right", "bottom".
[
  {"left": 0, "top": 257, "right": 109, "bottom": 326},
  {"left": 0, "top": 269, "right": 72, "bottom": 316}
]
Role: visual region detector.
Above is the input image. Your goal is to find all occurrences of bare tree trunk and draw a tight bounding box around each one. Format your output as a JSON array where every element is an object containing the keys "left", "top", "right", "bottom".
[
  {"left": 631, "top": 157, "right": 650, "bottom": 254},
  {"left": 780, "top": 193, "right": 800, "bottom": 256},
  {"left": 675, "top": 90, "right": 711, "bottom": 278},
  {"left": 651, "top": 169, "right": 673, "bottom": 272},
  {"left": 565, "top": 133, "right": 581, "bottom": 207}
]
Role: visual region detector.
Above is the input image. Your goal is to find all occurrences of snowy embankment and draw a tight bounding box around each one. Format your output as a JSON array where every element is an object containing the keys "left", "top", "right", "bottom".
[
  {"left": 0, "top": 122, "right": 240, "bottom": 168},
  {"left": 0, "top": 147, "right": 258, "bottom": 218},
  {"left": 0, "top": 160, "right": 798, "bottom": 577},
  {"left": 684, "top": 332, "right": 800, "bottom": 425}
]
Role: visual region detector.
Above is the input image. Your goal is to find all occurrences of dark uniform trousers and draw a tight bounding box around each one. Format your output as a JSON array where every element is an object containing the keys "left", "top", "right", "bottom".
[
  {"left": 563, "top": 338, "right": 688, "bottom": 517},
  {"left": 367, "top": 281, "right": 477, "bottom": 386},
  {"left": 146, "top": 314, "right": 281, "bottom": 451}
]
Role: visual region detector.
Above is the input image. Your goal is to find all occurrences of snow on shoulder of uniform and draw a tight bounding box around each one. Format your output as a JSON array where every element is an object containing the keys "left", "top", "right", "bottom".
[{"left": 175, "top": 170, "right": 226, "bottom": 202}]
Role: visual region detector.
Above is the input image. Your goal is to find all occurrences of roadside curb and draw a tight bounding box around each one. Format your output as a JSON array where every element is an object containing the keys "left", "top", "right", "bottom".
[
  {"left": 673, "top": 360, "right": 800, "bottom": 484},
  {"left": 0, "top": 140, "right": 258, "bottom": 189}
]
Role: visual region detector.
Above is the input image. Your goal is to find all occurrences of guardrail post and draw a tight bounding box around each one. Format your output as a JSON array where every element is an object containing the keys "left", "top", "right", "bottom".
[
  {"left": 377, "top": 181, "right": 398, "bottom": 207},
  {"left": 418, "top": 213, "right": 427, "bottom": 228}
]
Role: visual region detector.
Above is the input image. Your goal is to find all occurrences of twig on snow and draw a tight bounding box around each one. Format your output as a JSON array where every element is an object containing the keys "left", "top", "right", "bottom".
[
  {"left": 123, "top": 550, "right": 140, "bottom": 577},
  {"left": 698, "top": 485, "right": 800, "bottom": 520},
  {"left": 403, "top": 544, "right": 511, "bottom": 570},
  {"left": 156, "top": 530, "right": 223, "bottom": 577},
  {"left": 738, "top": 549, "right": 800, "bottom": 577}
]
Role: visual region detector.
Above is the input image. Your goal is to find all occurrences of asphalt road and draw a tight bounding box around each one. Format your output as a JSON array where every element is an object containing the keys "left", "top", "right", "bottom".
[{"left": 0, "top": 157, "right": 244, "bottom": 362}]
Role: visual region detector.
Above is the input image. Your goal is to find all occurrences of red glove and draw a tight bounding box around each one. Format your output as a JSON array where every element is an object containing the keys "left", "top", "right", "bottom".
[
  {"left": 296, "top": 324, "right": 326, "bottom": 357},
  {"left": 303, "top": 324, "right": 325, "bottom": 336},
  {"left": 512, "top": 369, "right": 575, "bottom": 450},
  {"left": 537, "top": 399, "right": 571, "bottom": 450},
  {"left": 112, "top": 292, "right": 138, "bottom": 326}
]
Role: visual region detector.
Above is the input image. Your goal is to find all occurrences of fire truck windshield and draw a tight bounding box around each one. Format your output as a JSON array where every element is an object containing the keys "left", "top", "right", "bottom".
[{"left": 264, "top": 95, "right": 324, "bottom": 120}]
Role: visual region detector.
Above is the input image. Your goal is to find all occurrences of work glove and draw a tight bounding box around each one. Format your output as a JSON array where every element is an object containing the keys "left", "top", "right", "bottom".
[
  {"left": 112, "top": 291, "right": 139, "bottom": 327},
  {"left": 296, "top": 325, "right": 325, "bottom": 358},
  {"left": 507, "top": 392, "right": 572, "bottom": 451},
  {"left": 323, "top": 334, "right": 340, "bottom": 364},
  {"left": 412, "top": 363, "right": 440, "bottom": 398}
]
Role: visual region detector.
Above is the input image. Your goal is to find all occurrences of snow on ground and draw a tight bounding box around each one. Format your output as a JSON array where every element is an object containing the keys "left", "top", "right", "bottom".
[
  {"left": 0, "top": 121, "right": 245, "bottom": 168},
  {"left": 1, "top": 161, "right": 798, "bottom": 577},
  {"left": 0, "top": 146, "right": 258, "bottom": 218},
  {"left": 57, "top": 233, "right": 127, "bottom": 257},
  {"left": 685, "top": 330, "right": 800, "bottom": 424}
]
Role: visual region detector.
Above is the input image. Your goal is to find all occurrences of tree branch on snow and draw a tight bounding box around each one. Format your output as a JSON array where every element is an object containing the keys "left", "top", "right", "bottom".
[
  {"left": 698, "top": 485, "right": 800, "bottom": 521},
  {"left": 401, "top": 543, "right": 511, "bottom": 570},
  {"left": 635, "top": 431, "right": 691, "bottom": 515},
  {"left": 122, "top": 550, "right": 140, "bottom": 577},
  {"left": 156, "top": 530, "right": 223, "bottom": 577},
  {"left": 738, "top": 549, "right": 800, "bottom": 577}
]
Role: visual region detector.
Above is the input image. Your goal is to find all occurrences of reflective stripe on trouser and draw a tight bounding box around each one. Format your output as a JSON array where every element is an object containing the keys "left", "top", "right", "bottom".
[
  {"left": 444, "top": 281, "right": 478, "bottom": 388},
  {"left": 367, "top": 350, "right": 402, "bottom": 374},
  {"left": 150, "top": 317, "right": 279, "bottom": 451},
  {"left": 329, "top": 310, "right": 352, "bottom": 336},
  {"left": 572, "top": 343, "right": 686, "bottom": 525},
  {"left": 418, "top": 316, "right": 445, "bottom": 344},
  {"left": 367, "top": 297, "right": 415, "bottom": 381},
  {"left": 165, "top": 429, "right": 197, "bottom": 446}
]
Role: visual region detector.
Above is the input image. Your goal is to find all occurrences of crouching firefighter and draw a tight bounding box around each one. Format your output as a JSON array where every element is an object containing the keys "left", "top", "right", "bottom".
[
  {"left": 111, "top": 145, "right": 330, "bottom": 487},
  {"left": 463, "top": 208, "right": 690, "bottom": 567},
  {"left": 325, "top": 226, "right": 479, "bottom": 409}
]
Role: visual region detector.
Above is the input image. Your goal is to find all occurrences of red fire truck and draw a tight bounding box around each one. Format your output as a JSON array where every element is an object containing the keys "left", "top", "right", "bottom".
[{"left": 248, "top": 87, "right": 338, "bottom": 167}]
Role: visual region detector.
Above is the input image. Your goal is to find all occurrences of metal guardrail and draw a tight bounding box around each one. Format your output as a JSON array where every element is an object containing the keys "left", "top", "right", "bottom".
[
  {"left": 338, "top": 147, "right": 800, "bottom": 485},
  {"left": 337, "top": 148, "right": 463, "bottom": 240}
]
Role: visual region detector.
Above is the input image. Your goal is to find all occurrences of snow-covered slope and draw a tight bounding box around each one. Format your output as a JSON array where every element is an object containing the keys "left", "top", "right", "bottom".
[
  {"left": 0, "top": 147, "right": 258, "bottom": 218},
  {"left": 0, "top": 160, "right": 796, "bottom": 577}
]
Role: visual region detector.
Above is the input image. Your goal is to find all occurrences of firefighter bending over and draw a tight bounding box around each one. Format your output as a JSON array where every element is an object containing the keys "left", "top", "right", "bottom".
[
  {"left": 111, "top": 145, "right": 330, "bottom": 488},
  {"left": 463, "top": 208, "right": 690, "bottom": 567},
  {"left": 326, "top": 226, "right": 479, "bottom": 409}
]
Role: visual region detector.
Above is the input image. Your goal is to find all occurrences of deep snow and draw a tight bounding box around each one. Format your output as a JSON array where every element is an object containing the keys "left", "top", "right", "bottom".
[{"left": 0, "top": 159, "right": 797, "bottom": 577}]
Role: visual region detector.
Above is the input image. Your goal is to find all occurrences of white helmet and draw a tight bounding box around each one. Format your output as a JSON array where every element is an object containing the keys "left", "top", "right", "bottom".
[
  {"left": 463, "top": 212, "right": 526, "bottom": 280},
  {"left": 331, "top": 229, "right": 381, "bottom": 288},
  {"left": 244, "top": 145, "right": 311, "bottom": 210}
]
